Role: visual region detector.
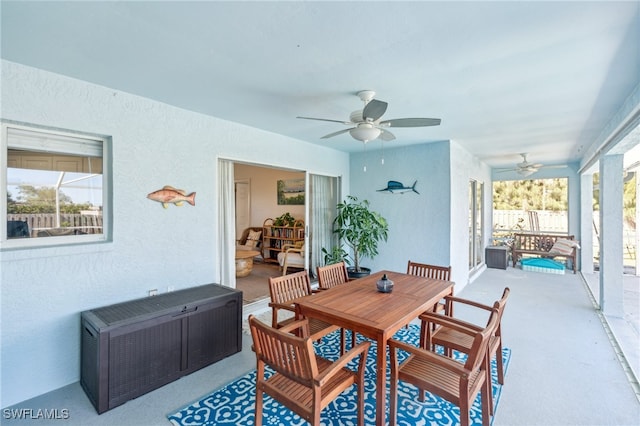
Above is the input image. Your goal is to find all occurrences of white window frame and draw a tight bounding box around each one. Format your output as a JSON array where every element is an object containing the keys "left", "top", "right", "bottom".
[{"left": 1, "top": 121, "right": 112, "bottom": 250}]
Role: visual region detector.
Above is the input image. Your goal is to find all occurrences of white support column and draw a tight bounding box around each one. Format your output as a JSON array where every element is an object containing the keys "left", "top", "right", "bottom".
[
  {"left": 636, "top": 172, "right": 639, "bottom": 276},
  {"left": 599, "top": 154, "right": 624, "bottom": 317},
  {"left": 580, "top": 173, "right": 594, "bottom": 273}
]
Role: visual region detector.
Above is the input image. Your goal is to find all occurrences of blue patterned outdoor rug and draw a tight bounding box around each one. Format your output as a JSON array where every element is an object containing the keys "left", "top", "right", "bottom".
[{"left": 168, "top": 324, "right": 511, "bottom": 425}]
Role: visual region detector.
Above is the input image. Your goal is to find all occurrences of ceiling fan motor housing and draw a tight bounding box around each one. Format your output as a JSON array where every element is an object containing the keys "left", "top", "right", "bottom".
[{"left": 350, "top": 110, "right": 365, "bottom": 123}]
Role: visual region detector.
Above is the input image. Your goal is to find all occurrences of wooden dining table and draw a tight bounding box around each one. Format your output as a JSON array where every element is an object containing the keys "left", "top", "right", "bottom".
[{"left": 293, "top": 269, "right": 454, "bottom": 426}]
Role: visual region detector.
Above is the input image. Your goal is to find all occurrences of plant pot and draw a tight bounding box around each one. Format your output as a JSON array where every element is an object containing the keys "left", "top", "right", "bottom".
[{"left": 347, "top": 267, "right": 371, "bottom": 279}]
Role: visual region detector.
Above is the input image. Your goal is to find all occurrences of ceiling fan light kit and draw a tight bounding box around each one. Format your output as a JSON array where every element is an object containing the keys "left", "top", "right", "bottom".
[
  {"left": 517, "top": 169, "right": 535, "bottom": 177},
  {"left": 350, "top": 124, "right": 381, "bottom": 143}
]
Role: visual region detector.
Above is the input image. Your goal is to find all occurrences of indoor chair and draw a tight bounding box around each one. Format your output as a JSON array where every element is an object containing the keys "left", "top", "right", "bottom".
[
  {"left": 388, "top": 308, "right": 499, "bottom": 426},
  {"left": 236, "top": 226, "right": 263, "bottom": 252},
  {"left": 249, "top": 315, "right": 370, "bottom": 426},
  {"left": 277, "top": 241, "right": 305, "bottom": 275}
]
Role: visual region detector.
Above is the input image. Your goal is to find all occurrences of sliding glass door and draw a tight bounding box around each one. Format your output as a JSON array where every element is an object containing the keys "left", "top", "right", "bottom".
[
  {"left": 219, "top": 160, "right": 340, "bottom": 285},
  {"left": 469, "top": 179, "right": 484, "bottom": 272}
]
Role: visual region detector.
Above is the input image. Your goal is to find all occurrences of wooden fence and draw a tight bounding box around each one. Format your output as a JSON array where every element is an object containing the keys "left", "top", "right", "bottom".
[
  {"left": 493, "top": 210, "right": 568, "bottom": 233},
  {"left": 8, "top": 213, "right": 103, "bottom": 237}
]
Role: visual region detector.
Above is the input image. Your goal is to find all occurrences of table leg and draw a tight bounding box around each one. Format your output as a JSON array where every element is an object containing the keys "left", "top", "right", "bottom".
[{"left": 375, "top": 334, "right": 387, "bottom": 426}]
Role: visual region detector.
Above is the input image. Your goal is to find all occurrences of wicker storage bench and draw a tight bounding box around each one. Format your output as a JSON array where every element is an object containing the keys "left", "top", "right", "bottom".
[{"left": 81, "top": 284, "right": 242, "bottom": 413}]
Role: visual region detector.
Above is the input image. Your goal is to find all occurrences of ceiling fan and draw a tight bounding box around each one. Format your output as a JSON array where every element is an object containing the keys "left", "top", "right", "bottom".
[
  {"left": 497, "top": 153, "right": 567, "bottom": 177},
  {"left": 297, "top": 90, "right": 441, "bottom": 143}
]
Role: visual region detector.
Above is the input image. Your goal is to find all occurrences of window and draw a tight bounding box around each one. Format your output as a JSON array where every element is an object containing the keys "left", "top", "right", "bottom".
[{"left": 1, "top": 122, "right": 110, "bottom": 249}]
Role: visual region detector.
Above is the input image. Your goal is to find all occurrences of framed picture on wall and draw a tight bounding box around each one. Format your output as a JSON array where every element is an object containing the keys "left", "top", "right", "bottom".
[{"left": 277, "top": 178, "right": 305, "bottom": 205}]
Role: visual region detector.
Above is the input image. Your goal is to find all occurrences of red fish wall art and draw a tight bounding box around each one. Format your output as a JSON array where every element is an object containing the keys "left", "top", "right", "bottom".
[{"left": 147, "top": 186, "right": 196, "bottom": 208}]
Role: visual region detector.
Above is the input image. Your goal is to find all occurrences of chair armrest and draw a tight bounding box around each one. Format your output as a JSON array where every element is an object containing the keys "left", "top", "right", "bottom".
[
  {"left": 443, "top": 295, "right": 493, "bottom": 314},
  {"left": 418, "top": 311, "right": 484, "bottom": 337},
  {"left": 388, "top": 338, "right": 468, "bottom": 375},
  {"left": 268, "top": 302, "right": 295, "bottom": 312},
  {"left": 277, "top": 318, "right": 310, "bottom": 337},
  {"left": 315, "top": 341, "right": 371, "bottom": 386},
  {"left": 418, "top": 311, "right": 483, "bottom": 333}
]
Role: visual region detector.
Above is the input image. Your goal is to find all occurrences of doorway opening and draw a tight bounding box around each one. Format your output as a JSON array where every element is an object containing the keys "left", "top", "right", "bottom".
[{"left": 226, "top": 161, "right": 340, "bottom": 306}]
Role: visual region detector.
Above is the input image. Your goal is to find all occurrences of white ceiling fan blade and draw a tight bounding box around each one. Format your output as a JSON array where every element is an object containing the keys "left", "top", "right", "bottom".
[
  {"left": 379, "top": 117, "right": 441, "bottom": 127},
  {"left": 297, "top": 116, "right": 352, "bottom": 125},
  {"left": 321, "top": 128, "right": 353, "bottom": 139},
  {"left": 528, "top": 163, "right": 544, "bottom": 169},
  {"left": 379, "top": 128, "right": 396, "bottom": 141},
  {"left": 362, "top": 99, "right": 388, "bottom": 122},
  {"left": 540, "top": 164, "right": 568, "bottom": 169}
]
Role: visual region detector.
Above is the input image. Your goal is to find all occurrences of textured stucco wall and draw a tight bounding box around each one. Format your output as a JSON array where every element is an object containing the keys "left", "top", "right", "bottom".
[
  {"left": 0, "top": 60, "right": 349, "bottom": 408},
  {"left": 350, "top": 141, "right": 452, "bottom": 272},
  {"left": 349, "top": 140, "right": 492, "bottom": 293},
  {"left": 449, "top": 140, "right": 493, "bottom": 288}
]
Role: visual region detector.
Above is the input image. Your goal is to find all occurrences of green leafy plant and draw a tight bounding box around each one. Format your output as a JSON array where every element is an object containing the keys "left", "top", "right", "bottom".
[
  {"left": 273, "top": 212, "right": 296, "bottom": 226},
  {"left": 321, "top": 246, "right": 351, "bottom": 266},
  {"left": 333, "top": 195, "right": 388, "bottom": 273}
]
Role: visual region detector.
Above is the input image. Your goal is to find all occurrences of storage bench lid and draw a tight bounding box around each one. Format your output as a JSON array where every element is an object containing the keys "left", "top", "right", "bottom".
[{"left": 83, "top": 284, "right": 239, "bottom": 327}]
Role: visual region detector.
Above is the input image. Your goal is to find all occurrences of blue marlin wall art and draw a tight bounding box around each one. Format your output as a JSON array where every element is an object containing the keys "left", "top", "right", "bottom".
[{"left": 377, "top": 180, "right": 419, "bottom": 194}]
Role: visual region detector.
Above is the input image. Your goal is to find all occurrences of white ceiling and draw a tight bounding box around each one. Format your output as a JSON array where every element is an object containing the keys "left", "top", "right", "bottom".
[{"left": 1, "top": 1, "right": 639, "bottom": 168}]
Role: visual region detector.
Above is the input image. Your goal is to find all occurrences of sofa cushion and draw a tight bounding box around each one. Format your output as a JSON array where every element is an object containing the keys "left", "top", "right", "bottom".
[{"left": 549, "top": 238, "right": 580, "bottom": 255}]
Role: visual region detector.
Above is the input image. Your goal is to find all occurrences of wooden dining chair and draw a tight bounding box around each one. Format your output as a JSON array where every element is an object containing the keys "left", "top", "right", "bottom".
[
  {"left": 421, "top": 287, "right": 510, "bottom": 414},
  {"left": 249, "top": 315, "right": 370, "bottom": 426},
  {"left": 407, "top": 260, "right": 452, "bottom": 282},
  {"left": 406, "top": 260, "right": 452, "bottom": 330},
  {"left": 268, "top": 270, "right": 343, "bottom": 350},
  {"left": 316, "top": 261, "right": 356, "bottom": 350},
  {"left": 388, "top": 308, "right": 500, "bottom": 426},
  {"left": 316, "top": 261, "right": 351, "bottom": 290}
]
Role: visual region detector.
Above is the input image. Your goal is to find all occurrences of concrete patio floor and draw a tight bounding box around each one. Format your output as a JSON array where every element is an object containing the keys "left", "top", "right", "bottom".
[
  {"left": 582, "top": 271, "right": 640, "bottom": 396},
  {"left": 3, "top": 266, "right": 639, "bottom": 425}
]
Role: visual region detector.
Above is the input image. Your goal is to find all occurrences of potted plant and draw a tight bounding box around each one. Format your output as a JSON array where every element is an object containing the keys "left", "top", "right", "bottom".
[
  {"left": 321, "top": 246, "right": 350, "bottom": 266},
  {"left": 273, "top": 212, "right": 296, "bottom": 227},
  {"left": 333, "top": 195, "right": 389, "bottom": 278}
]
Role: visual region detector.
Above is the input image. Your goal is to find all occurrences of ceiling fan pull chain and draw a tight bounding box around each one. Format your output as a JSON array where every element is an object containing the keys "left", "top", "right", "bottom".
[{"left": 363, "top": 143, "right": 367, "bottom": 172}]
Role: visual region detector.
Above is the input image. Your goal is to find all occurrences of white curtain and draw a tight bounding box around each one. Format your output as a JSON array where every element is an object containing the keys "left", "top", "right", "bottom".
[
  {"left": 218, "top": 159, "right": 236, "bottom": 288},
  {"left": 309, "top": 174, "right": 340, "bottom": 275}
]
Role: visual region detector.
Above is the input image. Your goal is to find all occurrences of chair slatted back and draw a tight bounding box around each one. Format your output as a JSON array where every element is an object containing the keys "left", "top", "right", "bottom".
[
  {"left": 269, "top": 270, "right": 312, "bottom": 305},
  {"left": 249, "top": 316, "right": 318, "bottom": 386},
  {"left": 316, "top": 262, "right": 350, "bottom": 290},
  {"left": 407, "top": 260, "right": 451, "bottom": 281},
  {"left": 488, "top": 287, "right": 510, "bottom": 338},
  {"left": 463, "top": 307, "right": 499, "bottom": 373}
]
